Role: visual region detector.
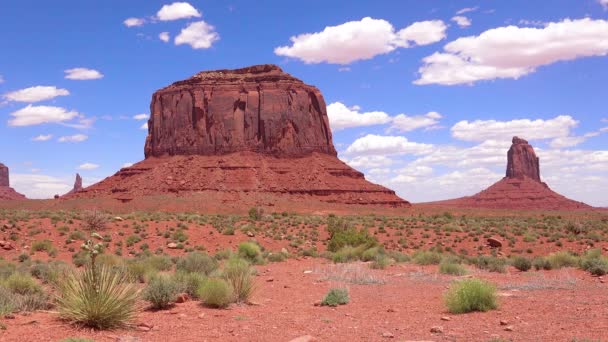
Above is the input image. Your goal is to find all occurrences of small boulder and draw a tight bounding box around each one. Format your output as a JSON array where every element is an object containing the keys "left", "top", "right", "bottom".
[
  {"left": 289, "top": 336, "right": 316, "bottom": 342},
  {"left": 430, "top": 326, "right": 443, "bottom": 334},
  {"left": 167, "top": 242, "right": 178, "bottom": 249},
  {"left": 487, "top": 238, "right": 503, "bottom": 248},
  {"left": 175, "top": 293, "right": 189, "bottom": 303}
]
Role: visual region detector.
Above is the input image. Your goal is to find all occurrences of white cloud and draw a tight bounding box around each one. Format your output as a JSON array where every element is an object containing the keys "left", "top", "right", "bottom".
[
  {"left": 159, "top": 32, "right": 170, "bottom": 43},
  {"left": 456, "top": 7, "right": 479, "bottom": 15},
  {"left": 4, "top": 86, "right": 69, "bottom": 103},
  {"left": 11, "top": 174, "right": 72, "bottom": 199},
  {"left": 342, "top": 155, "right": 394, "bottom": 169},
  {"left": 122, "top": 163, "right": 134, "bottom": 168},
  {"left": 175, "top": 21, "right": 219, "bottom": 49},
  {"left": 327, "top": 102, "right": 391, "bottom": 130},
  {"left": 415, "top": 18, "right": 608, "bottom": 85},
  {"left": 124, "top": 17, "right": 145, "bottom": 27},
  {"left": 77, "top": 163, "right": 99, "bottom": 170},
  {"left": 390, "top": 111, "right": 442, "bottom": 132},
  {"left": 157, "top": 2, "right": 201, "bottom": 21},
  {"left": 32, "top": 134, "right": 53, "bottom": 141},
  {"left": 600, "top": 0, "right": 608, "bottom": 9},
  {"left": 58, "top": 134, "right": 88, "bottom": 143},
  {"left": 133, "top": 113, "right": 149, "bottom": 120},
  {"left": 9, "top": 105, "right": 79, "bottom": 126},
  {"left": 140, "top": 122, "right": 148, "bottom": 130},
  {"left": 65, "top": 68, "right": 104, "bottom": 80},
  {"left": 451, "top": 16, "right": 471, "bottom": 28},
  {"left": 274, "top": 17, "right": 446, "bottom": 64},
  {"left": 345, "top": 134, "right": 434, "bottom": 156}
]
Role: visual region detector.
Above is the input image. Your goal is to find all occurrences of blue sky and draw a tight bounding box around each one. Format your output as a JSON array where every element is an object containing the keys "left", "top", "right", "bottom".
[{"left": 1, "top": 1, "right": 607, "bottom": 206}]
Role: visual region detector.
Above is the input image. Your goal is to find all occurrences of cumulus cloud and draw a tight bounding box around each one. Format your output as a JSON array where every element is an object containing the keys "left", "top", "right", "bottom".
[
  {"left": 8, "top": 105, "right": 79, "bottom": 126},
  {"left": 32, "top": 134, "right": 53, "bottom": 141},
  {"left": 415, "top": 18, "right": 608, "bottom": 85},
  {"left": 11, "top": 174, "right": 72, "bottom": 199},
  {"left": 124, "top": 17, "right": 145, "bottom": 27},
  {"left": 65, "top": 68, "right": 104, "bottom": 80},
  {"left": 157, "top": 2, "right": 201, "bottom": 21},
  {"left": 600, "top": 0, "right": 608, "bottom": 9},
  {"left": 274, "top": 17, "right": 446, "bottom": 64},
  {"left": 58, "top": 134, "right": 88, "bottom": 143},
  {"left": 327, "top": 102, "right": 391, "bottom": 130},
  {"left": 4, "top": 86, "right": 69, "bottom": 103},
  {"left": 122, "top": 163, "right": 134, "bottom": 168},
  {"left": 140, "top": 122, "right": 148, "bottom": 130},
  {"left": 341, "top": 155, "right": 394, "bottom": 169},
  {"left": 345, "top": 134, "right": 434, "bottom": 156},
  {"left": 175, "top": 21, "right": 219, "bottom": 49},
  {"left": 159, "top": 32, "right": 170, "bottom": 42},
  {"left": 390, "top": 111, "right": 442, "bottom": 132},
  {"left": 77, "top": 163, "right": 99, "bottom": 170},
  {"left": 451, "top": 16, "right": 471, "bottom": 28},
  {"left": 133, "top": 113, "right": 149, "bottom": 120}
]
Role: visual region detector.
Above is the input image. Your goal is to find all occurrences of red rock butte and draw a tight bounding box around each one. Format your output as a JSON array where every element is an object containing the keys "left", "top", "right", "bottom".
[
  {"left": 0, "top": 163, "right": 26, "bottom": 200},
  {"left": 67, "top": 65, "right": 409, "bottom": 208},
  {"left": 433, "top": 137, "right": 591, "bottom": 210}
]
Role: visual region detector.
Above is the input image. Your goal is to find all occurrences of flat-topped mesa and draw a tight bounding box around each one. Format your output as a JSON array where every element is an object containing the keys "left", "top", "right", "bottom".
[
  {"left": 144, "top": 64, "right": 336, "bottom": 158},
  {"left": 506, "top": 136, "right": 541, "bottom": 182},
  {"left": 0, "top": 163, "right": 8, "bottom": 187}
]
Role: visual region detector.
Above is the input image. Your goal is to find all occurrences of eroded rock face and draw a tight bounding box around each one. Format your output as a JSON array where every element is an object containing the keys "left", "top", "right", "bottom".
[
  {"left": 144, "top": 64, "right": 336, "bottom": 158},
  {"left": 0, "top": 163, "right": 25, "bottom": 200},
  {"left": 0, "top": 163, "right": 9, "bottom": 187},
  {"left": 506, "top": 137, "right": 540, "bottom": 182},
  {"left": 73, "top": 173, "right": 83, "bottom": 192}
]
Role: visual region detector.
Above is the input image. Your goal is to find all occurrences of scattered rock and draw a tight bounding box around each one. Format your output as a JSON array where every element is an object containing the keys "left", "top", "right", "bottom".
[
  {"left": 381, "top": 332, "right": 395, "bottom": 338},
  {"left": 114, "top": 216, "right": 125, "bottom": 222},
  {"left": 303, "top": 270, "right": 313, "bottom": 274},
  {"left": 430, "top": 326, "right": 443, "bottom": 334},
  {"left": 504, "top": 326, "right": 514, "bottom": 332},
  {"left": 175, "top": 293, "right": 190, "bottom": 303},
  {"left": 167, "top": 242, "right": 178, "bottom": 249},
  {"left": 500, "top": 320, "right": 509, "bottom": 326},
  {"left": 487, "top": 238, "right": 503, "bottom": 248},
  {"left": 247, "top": 231, "right": 255, "bottom": 237},
  {"left": 266, "top": 278, "right": 274, "bottom": 282},
  {"left": 198, "top": 313, "right": 206, "bottom": 319},
  {"left": 441, "top": 316, "right": 451, "bottom": 321}
]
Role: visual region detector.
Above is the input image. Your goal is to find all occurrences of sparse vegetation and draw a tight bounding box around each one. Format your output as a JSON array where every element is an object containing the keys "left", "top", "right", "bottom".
[
  {"left": 321, "top": 288, "right": 349, "bottom": 307},
  {"left": 197, "top": 278, "right": 234, "bottom": 308},
  {"left": 445, "top": 278, "right": 498, "bottom": 314}
]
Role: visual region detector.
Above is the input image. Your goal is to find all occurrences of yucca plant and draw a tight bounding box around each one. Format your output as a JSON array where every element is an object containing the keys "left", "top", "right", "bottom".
[
  {"left": 223, "top": 257, "right": 256, "bottom": 303},
  {"left": 56, "top": 236, "right": 141, "bottom": 329}
]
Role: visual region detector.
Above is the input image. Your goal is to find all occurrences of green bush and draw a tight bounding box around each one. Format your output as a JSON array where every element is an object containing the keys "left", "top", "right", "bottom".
[
  {"left": 439, "top": 261, "right": 467, "bottom": 276},
  {"left": 327, "top": 228, "right": 377, "bottom": 253},
  {"left": 238, "top": 242, "right": 263, "bottom": 264},
  {"left": 547, "top": 251, "right": 579, "bottom": 269},
  {"left": 331, "top": 245, "right": 366, "bottom": 263},
  {"left": 31, "top": 240, "right": 57, "bottom": 255},
  {"left": 143, "top": 275, "right": 179, "bottom": 309},
  {"left": 4, "top": 273, "right": 43, "bottom": 295},
  {"left": 511, "top": 256, "right": 532, "bottom": 272},
  {"left": 248, "top": 207, "right": 263, "bottom": 221},
  {"left": 176, "top": 252, "right": 218, "bottom": 275},
  {"left": 532, "top": 257, "right": 552, "bottom": 270},
  {"left": 445, "top": 279, "right": 498, "bottom": 314},
  {"left": 370, "top": 254, "right": 390, "bottom": 269},
  {"left": 173, "top": 271, "right": 206, "bottom": 298},
  {"left": 412, "top": 251, "right": 443, "bottom": 265},
  {"left": 321, "top": 288, "right": 349, "bottom": 307},
  {"left": 56, "top": 264, "right": 141, "bottom": 329},
  {"left": 473, "top": 256, "right": 506, "bottom": 273},
  {"left": 197, "top": 278, "right": 234, "bottom": 308},
  {"left": 223, "top": 258, "right": 255, "bottom": 303},
  {"left": 0, "top": 284, "right": 50, "bottom": 315}
]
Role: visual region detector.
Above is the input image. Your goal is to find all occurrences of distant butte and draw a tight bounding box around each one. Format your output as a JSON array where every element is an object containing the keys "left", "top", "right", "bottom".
[
  {"left": 0, "top": 163, "right": 26, "bottom": 200},
  {"left": 431, "top": 137, "right": 591, "bottom": 210},
  {"left": 66, "top": 65, "right": 409, "bottom": 208}
]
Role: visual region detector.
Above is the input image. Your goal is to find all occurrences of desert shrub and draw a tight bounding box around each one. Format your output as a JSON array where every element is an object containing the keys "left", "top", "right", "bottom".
[
  {"left": 173, "top": 271, "right": 206, "bottom": 298},
  {"left": 370, "top": 254, "right": 390, "bottom": 269},
  {"left": 248, "top": 207, "right": 263, "bottom": 221},
  {"left": 146, "top": 255, "right": 173, "bottom": 271},
  {"left": 445, "top": 279, "right": 498, "bottom": 314},
  {"left": 547, "top": 251, "right": 579, "bottom": 269},
  {"left": 56, "top": 264, "right": 140, "bottom": 329},
  {"left": 439, "top": 261, "right": 467, "bottom": 276},
  {"left": 473, "top": 256, "right": 506, "bottom": 273},
  {"left": 267, "top": 251, "right": 288, "bottom": 262},
  {"left": 361, "top": 247, "right": 383, "bottom": 262},
  {"left": 223, "top": 258, "right": 255, "bottom": 303},
  {"left": 580, "top": 250, "right": 608, "bottom": 276},
  {"left": 143, "top": 275, "right": 179, "bottom": 310},
  {"left": 4, "top": 273, "right": 43, "bottom": 295},
  {"left": 30, "top": 261, "right": 70, "bottom": 285},
  {"left": 327, "top": 227, "right": 377, "bottom": 253},
  {"left": 332, "top": 245, "right": 366, "bottom": 263},
  {"left": 511, "top": 256, "right": 532, "bottom": 272},
  {"left": 565, "top": 221, "right": 586, "bottom": 235},
  {"left": 0, "top": 286, "right": 15, "bottom": 315},
  {"left": 321, "top": 288, "right": 349, "bottom": 307},
  {"left": 238, "top": 242, "right": 263, "bottom": 264},
  {"left": 0, "top": 281, "right": 50, "bottom": 315},
  {"left": 412, "top": 250, "right": 443, "bottom": 265},
  {"left": 31, "top": 240, "right": 56, "bottom": 255},
  {"left": 197, "top": 278, "right": 234, "bottom": 308},
  {"left": 176, "top": 252, "right": 218, "bottom": 275},
  {"left": 126, "top": 261, "right": 156, "bottom": 283},
  {"left": 388, "top": 251, "right": 411, "bottom": 263},
  {"left": 532, "top": 257, "right": 552, "bottom": 270},
  {"left": 82, "top": 210, "right": 109, "bottom": 231},
  {"left": 72, "top": 251, "right": 91, "bottom": 267}
]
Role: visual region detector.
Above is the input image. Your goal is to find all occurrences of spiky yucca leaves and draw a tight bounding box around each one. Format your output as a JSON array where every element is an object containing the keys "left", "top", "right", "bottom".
[{"left": 56, "top": 264, "right": 141, "bottom": 330}]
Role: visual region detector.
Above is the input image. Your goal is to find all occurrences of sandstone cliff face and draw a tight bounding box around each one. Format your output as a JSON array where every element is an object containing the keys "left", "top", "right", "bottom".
[
  {"left": 432, "top": 136, "right": 591, "bottom": 210},
  {"left": 506, "top": 137, "right": 540, "bottom": 182},
  {"left": 144, "top": 64, "right": 336, "bottom": 158},
  {"left": 0, "top": 163, "right": 25, "bottom": 200}
]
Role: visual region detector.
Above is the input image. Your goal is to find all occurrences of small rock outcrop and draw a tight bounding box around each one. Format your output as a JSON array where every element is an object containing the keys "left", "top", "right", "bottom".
[
  {"left": 432, "top": 137, "right": 591, "bottom": 210},
  {"left": 0, "top": 163, "right": 26, "bottom": 200},
  {"left": 72, "top": 173, "right": 83, "bottom": 192},
  {"left": 66, "top": 65, "right": 409, "bottom": 209},
  {"left": 144, "top": 64, "right": 336, "bottom": 158}
]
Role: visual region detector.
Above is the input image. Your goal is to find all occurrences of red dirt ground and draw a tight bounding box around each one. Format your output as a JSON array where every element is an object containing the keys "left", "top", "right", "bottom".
[{"left": 1, "top": 260, "right": 607, "bottom": 342}]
